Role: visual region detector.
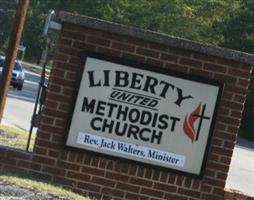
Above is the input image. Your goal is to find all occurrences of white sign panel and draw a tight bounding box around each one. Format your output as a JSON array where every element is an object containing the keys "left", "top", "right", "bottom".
[{"left": 66, "top": 54, "right": 223, "bottom": 177}]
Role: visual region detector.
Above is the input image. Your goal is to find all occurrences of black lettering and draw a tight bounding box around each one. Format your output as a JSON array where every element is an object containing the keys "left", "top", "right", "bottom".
[
  {"left": 143, "top": 76, "right": 158, "bottom": 95},
  {"left": 103, "top": 70, "right": 110, "bottom": 86},
  {"left": 115, "top": 121, "right": 127, "bottom": 136},
  {"left": 96, "top": 101, "right": 106, "bottom": 116},
  {"left": 116, "top": 105, "right": 129, "bottom": 121},
  {"left": 81, "top": 97, "right": 96, "bottom": 113},
  {"left": 102, "top": 119, "right": 114, "bottom": 133},
  {"left": 127, "top": 125, "right": 139, "bottom": 140},
  {"left": 170, "top": 117, "right": 180, "bottom": 132},
  {"left": 147, "top": 99, "right": 158, "bottom": 107},
  {"left": 151, "top": 130, "right": 163, "bottom": 144},
  {"left": 90, "top": 117, "right": 102, "bottom": 131},
  {"left": 128, "top": 108, "right": 140, "bottom": 123},
  {"left": 107, "top": 102, "right": 118, "bottom": 118},
  {"left": 130, "top": 73, "right": 143, "bottom": 89},
  {"left": 158, "top": 114, "right": 169, "bottom": 129},
  {"left": 115, "top": 71, "right": 129, "bottom": 87},
  {"left": 87, "top": 71, "right": 101, "bottom": 87},
  {"left": 140, "top": 97, "right": 150, "bottom": 106},
  {"left": 139, "top": 128, "right": 150, "bottom": 142},
  {"left": 175, "top": 88, "right": 193, "bottom": 106},
  {"left": 159, "top": 81, "right": 175, "bottom": 98},
  {"left": 117, "top": 92, "right": 131, "bottom": 101},
  {"left": 140, "top": 110, "right": 152, "bottom": 125}
]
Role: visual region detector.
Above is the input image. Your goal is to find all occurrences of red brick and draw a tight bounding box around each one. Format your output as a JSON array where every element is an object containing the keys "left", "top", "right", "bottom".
[
  {"left": 32, "top": 155, "right": 55, "bottom": 166},
  {"left": 73, "top": 41, "right": 97, "bottom": 51},
  {"left": 165, "top": 193, "right": 188, "bottom": 200},
  {"left": 214, "top": 74, "right": 237, "bottom": 84},
  {"left": 193, "top": 53, "right": 216, "bottom": 62},
  {"left": 190, "top": 68, "right": 213, "bottom": 78},
  {"left": 225, "top": 85, "right": 247, "bottom": 95},
  {"left": 217, "top": 172, "right": 228, "bottom": 180},
  {"left": 7, "top": 151, "right": 31, "bottom": 160},
  {"left": 161, "top": 53, "right": 178, "bottom": 63},
  {"left": 217, "top": 116, "right": 241, "bottom": 126},
  {"left": 67, "top": 171, "right": 90, "bottom": 181},
  {"left": 33, "top": 146, "right": 47, "bottom": 155},
  {"left": 204, "top": 63, "right": 227, "bottom": 73},
  {"left": 62, "top": 30, "right": 86, "bottom": 41},
  {"left": 101, "top": 187, "right": 124, "bottom": 198},
  {"left": 129, "top": 177, "right": 153, "bottom": 187},
  {"left": 178, "top": 188, "right": 201, "bottom": 198},
  {"left": 207, "top": 161, "right": 229, "bottom": 172},
  {"left": 180, "top": 58, "right": 202, "bottom": 67},
  {"left": 168, "top": 47, "right": 192, "bottom": 57},
  {"left": 228, "top": 68, "right": 251, "bottom": 79},
  {"left": 220, "top": 156, "right": 231, "bottom": 165},
  {"left": 125, "top": 192, "right": 149, "bottom": 200},
  {"left": 48, "top": 150, "right": 59, "bottom": 158},
  {"left": 201, "top": 184, "right": 212, "bottom": 192},
  {"left": 202, "top": 193, "right": 223, "bottom": 200},
  {"left": 203, "top": 177, "right": 226, "bottom": 187},
  {"left": 35, "top": 141, "right": 55, "bottom": 153},
  {"left": 154, "top": 182, "right": 177, "bottom": 192},
  {"left": 53, "top": 176, "right": 76, "bottom": 187},
  {"left": 211, "top": 146, "right": 233, "bottom": 157},
  {"left": 105, "top": 172, "right": 128, "bottom": 182},
  {"left": 54, "top": 53, "right": 69, "bottom": 62},
  {"left": 221, "top": 100, "right": 244, "bottom": 110},
  {"left": 146, "top": 58, "right": 163, "bottom": 67},
  {"left": 234, "top": 94, "right": 246, "bottom": 103},
  {"left": 42, "top": 166, "right": 66, "bottom": 176},
  {"left": 57, "top": 160, "right": 80, "bottom": 171},
  {"left": 112, "top": 42, "right": 135, "bottom": 52},
  {"left": 40, "top": 116, "right": 54, "bottom": 125},
  {"left": 101, "top": 32, "right": 125, "bottom": 42},
  {"left": 92, "top": 177, "right": 115, "bottom": 187},
  {"left": 82, "top": 166, "right": 105, "bottom": 176},
  {"left": 87, "top": 36, "right": 110, "bottom": 47},
  {"left": 17, "top": 160, "right": 30, "bottom": 168},
  {"left": 116, "top": 182, "right": 139, "bottom": 193},
  {"left": 141, "top": 188, "right": 163, "bottom": 198},
  {"left": 176, "top": 175, "right": 184, "bottom": 186},
  {"left": 238, "top": 78, "right": 250, "bottom": 88},
  {"left": 224, "top": 141, "right": 235, "bottom": 149},
  {"left": 215, "top": 131, "right": 237, "bottom": 141},
  {"left": 165, "top": 62, "right": 189, "bottom": 73},
  {"left": 227, "top": 125, "right": 239, "bottom": 134},
  {"left": 122, "top": 52, "right": 145, "bottom": 63},
  {"left": 77, "top": 182, "right": 100, "bottom": 192},
  {"left": 59, "top": 38, "right": 72, "bottom": 46},
  {"left": 97, "top": 47, "right": 121, "bottom": 57},
  {"left": 136, "top": 47, "right": 159, "bottom": 58},
  {"left": 152, "top": 170, "right": 160, "bottom": 181},
  {"left": 58, "top": 46, "right": 80, "bottom": 56}
]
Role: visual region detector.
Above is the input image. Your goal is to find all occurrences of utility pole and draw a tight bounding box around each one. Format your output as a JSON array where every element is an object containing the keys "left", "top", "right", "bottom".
[{"left": 0, "top": 0, "right": 29, "bottom": 123}]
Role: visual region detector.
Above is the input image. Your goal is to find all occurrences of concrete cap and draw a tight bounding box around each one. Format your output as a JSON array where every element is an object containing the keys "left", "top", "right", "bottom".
[{"left": 57, "top": 11, "right": 254, "bottom": 66}]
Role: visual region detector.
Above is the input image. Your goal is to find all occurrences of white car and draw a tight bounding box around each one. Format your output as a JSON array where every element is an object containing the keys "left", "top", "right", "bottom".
[{"left": 0, "top": 56, "right": 25, "bottom": 90}]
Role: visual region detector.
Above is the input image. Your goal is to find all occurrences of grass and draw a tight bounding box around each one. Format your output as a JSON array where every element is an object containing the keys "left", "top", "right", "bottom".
[
  {"left": 0, "top": 125, "right": 35, "bottom": 151},
  {"left": 21, "top": 61, "right": 51, "bottom": 76},
  {"left": 0, "top": 173, "right": 92, "bottom": 200}
]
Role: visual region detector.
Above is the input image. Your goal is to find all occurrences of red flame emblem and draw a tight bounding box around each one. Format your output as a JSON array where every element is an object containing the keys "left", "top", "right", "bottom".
[{"left": 183, "top": 103, "right": 201, "bottom": 143}]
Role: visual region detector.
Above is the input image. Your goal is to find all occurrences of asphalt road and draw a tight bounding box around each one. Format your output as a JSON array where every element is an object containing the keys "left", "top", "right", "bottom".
[
  {"left": 1, "top": 70, "right": 254, "bottom": 197},
  {"left": 2, "top": 70, "right": 40, "bottom": 131}
]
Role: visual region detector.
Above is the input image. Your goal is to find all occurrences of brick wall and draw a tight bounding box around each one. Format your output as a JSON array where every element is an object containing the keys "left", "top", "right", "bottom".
[{"left": 0, "top": 19, "right": 253, "bottom": 200}]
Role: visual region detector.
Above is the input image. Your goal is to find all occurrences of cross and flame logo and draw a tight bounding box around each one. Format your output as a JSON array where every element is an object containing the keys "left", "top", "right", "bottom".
[{"left": 183, "top": 103, "right": 211, "bottom": 143}]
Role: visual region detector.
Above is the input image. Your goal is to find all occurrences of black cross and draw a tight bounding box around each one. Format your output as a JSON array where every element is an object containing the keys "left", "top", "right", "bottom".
[{"left": 194, "top": 104, "right": 211, "bottom": 141}]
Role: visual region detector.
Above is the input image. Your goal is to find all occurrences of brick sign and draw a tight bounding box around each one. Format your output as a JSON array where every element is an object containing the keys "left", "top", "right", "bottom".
[{"left": 66, "top": 53, "right": 223, "bottom": 177}]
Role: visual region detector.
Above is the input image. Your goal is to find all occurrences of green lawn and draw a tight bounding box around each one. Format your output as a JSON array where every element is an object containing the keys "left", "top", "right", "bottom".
[
  {"left": 0, "top": 125, "right": 35, "bottom": 151},
  {"left": 0, "top": 173, "right": 92, "bottom": 200}
]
